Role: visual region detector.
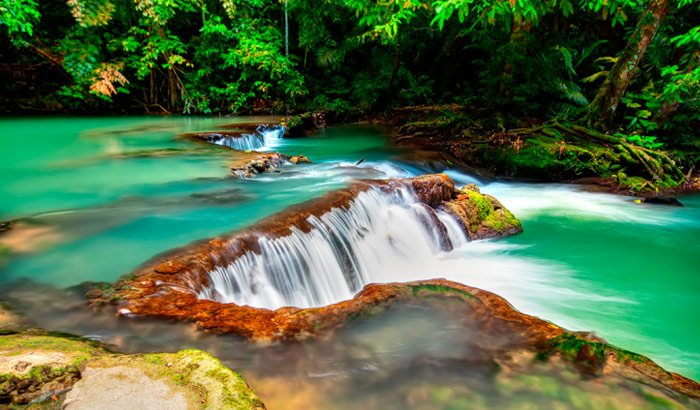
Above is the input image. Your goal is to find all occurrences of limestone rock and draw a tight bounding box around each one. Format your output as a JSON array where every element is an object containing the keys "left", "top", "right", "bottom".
[{"left": 0, "top": 334, "right": 265, "bottom": 409}]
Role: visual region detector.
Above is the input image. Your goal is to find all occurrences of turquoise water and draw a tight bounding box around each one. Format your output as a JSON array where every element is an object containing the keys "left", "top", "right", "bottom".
[{"left": 0, "top": 117, "right": 698, "bottom": 383}]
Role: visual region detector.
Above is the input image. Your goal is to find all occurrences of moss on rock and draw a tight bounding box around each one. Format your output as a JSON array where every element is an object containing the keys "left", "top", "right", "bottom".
[
  {"left": 0, "top": 334, "right": 265, "bottom": 409},
  {"left": 0, "top": 334, "right": 102, "bottom": 405},
  {"left": 441, "top": 184, "right": 523, "bottom": 240}
]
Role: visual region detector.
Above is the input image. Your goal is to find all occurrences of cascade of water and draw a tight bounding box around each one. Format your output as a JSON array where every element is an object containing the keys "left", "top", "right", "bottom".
[
  {"left": 209, "top": 125, "right": 284, "bottom": 151},
  {"left": 197, "top": 187, "right": 469, "bottom": 309},
  {"left": 259, "top": 126, "right": 285, "bottom": 149}
]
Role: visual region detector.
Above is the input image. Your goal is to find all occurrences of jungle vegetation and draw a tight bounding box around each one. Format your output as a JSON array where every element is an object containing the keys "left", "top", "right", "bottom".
[{"left": 1, "top": 0, "right": 698, "bottom": 187}]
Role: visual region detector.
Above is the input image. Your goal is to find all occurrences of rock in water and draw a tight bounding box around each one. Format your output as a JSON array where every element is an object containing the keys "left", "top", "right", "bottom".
[
  {"left": 229, "top": 152, "right": 312, "bottom": 177},
  {"left": 289, "top": 155, "right": 311, "bottom": 164},
  {"left": 94, "top": 174, "right": 523, "bottom": 333},
  {"left": 641, "top": 196, "right": 684, "bottom": 206}
]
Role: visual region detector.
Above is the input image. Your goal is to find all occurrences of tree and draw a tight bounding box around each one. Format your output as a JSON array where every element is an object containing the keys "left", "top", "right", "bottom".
[
  {"left": 0, "top": 0, "right": 40, "bottom": 46},
  {"left": 585, "top": 0, "right": 671, "bottom": 130}
]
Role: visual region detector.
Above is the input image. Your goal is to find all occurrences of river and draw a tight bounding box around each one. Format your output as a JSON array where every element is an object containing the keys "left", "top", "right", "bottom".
[{"left": 0, "top": 117, "right": 698, "bottom": 408}]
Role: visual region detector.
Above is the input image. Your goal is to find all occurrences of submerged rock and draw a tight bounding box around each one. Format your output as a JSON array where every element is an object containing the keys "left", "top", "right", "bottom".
[
  {"left": 0, "top": 221, "right": 61, "bottom": 254},
  {"left": 98, "top": 278, "right": 699, "bottom": 404},
  {"left": 0, "top": 333, "right": 265, "bottom": 409}
]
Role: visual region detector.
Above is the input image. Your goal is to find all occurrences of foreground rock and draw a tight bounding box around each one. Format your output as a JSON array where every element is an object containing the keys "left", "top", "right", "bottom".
[
  {"left": 91, "top": 277, "right": 700, "bottom": 405},
  {"left": 0, "top": 333, "right": 265, "bottom": 409}
]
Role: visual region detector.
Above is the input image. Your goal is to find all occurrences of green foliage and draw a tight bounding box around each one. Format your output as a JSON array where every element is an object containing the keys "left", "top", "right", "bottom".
[
  {"left": 617, "top": 132, "right": 663, "bottom": 150},
  {"left": 0, "top": 0, "right": 696, "bottom": 138},
  {"left": 0, "top": 0, "right": 40, "bottom": 46},
  {"left": 185, "top": 14, "right": 304, "bottom": 113}
]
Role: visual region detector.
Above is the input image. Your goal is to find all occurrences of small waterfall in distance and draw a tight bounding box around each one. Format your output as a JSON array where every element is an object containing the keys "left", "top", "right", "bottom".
[
  {"left": 209, "top": 125, "right": 284, "bottom": 151},
  {"left": 197, "top": 186, "right": 470, "bottom": 309}
]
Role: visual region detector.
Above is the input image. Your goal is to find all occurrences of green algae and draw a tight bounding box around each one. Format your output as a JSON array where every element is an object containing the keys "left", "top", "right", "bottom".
[
  {"left": 537, "top": 332, "right": 649, "bottom": 375},
  {"left": 410, "top": 283, "right": 475, "bottom": 301}
]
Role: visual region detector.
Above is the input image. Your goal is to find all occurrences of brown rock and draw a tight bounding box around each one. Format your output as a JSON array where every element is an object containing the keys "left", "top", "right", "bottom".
[
  {"left": 97, "top": 174, "right": 524, "bottom": 335},
  {"left": 153, "top": 261, "right": 187, "bottom": 275},
  {"left": 289, "top": 155, "right": 311, "bottom": 164}
]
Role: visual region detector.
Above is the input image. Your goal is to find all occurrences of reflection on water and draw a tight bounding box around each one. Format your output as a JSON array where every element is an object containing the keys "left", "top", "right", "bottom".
[{"left": 2, "top": 282, "right": 694, "bottom": 410}]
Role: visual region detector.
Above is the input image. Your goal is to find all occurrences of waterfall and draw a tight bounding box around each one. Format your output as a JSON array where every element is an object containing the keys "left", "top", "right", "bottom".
[
  {"left": 197, "top": 186, "right": 470, "bottom": 309},
  {"left": 208, "top": 125, "right": 284, "bottom": 151}
]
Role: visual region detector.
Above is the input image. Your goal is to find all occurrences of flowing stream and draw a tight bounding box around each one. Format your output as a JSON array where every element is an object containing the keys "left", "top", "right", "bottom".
[{"left": 0, "top": 117, "right": 698, "bottom": 407}]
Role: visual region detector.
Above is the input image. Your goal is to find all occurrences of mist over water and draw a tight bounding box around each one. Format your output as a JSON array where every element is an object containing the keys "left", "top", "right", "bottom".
[
  {"left": 0, "top": 117, "right": 698, "bottom": 385},
  {"left": 199, "top": 186, "right": 464, "bottom": 309}
]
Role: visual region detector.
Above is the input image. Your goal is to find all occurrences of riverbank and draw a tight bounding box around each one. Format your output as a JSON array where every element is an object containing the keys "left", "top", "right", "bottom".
[{"left": 325, "top": 105, "right": 699, "bottom": 197}]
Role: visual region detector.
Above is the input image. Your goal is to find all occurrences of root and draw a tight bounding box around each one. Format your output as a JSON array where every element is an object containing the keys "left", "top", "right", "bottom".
[{"left": 505, "top": 121, "right": 687, "bottom": 188}]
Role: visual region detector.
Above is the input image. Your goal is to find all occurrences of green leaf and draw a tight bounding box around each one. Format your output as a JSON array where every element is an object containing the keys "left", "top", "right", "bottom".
[{"left": 580, "top": 71, "right": 609, "bottom": 83}]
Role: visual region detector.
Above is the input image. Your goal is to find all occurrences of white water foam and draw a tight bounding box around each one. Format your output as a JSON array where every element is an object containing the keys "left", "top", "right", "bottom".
[
  {"left": 197, "top": 186, "right": 463, "bottom": 309},
  {"left": 210, "top": 126, "right": 285, "bottom": 151},
  {"left": 196, "top": 177, "right": 638, "bottom": 316}
]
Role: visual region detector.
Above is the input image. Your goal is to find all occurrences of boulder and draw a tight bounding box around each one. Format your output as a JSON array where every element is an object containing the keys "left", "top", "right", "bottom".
[
  {"left": 0, "top": 333, "right": 265, "bottom": 409},
  {"left": 229, "top": 152, "right": 312, "bottom": 177},
  {"left": 441, "top": 184, "right": 522, "bottom": 240}
]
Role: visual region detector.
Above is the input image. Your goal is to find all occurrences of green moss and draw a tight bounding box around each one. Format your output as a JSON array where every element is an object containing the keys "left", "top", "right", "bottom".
[
  {"left": 616, "top": 175, "right": 653, "bottom": 192},
  {"left": 464, "top": 190, "right": 491, "bottom": 220},
  {"left": 483, "top": 208, "right": 521, "bottom": 233},
  {"left": 410, "top": 284, "right": 474, "bottom": 301},
  {"left": 457, "top": 189, "right": 522, "bottom": 236},
  {"left": 168, "top": 349, "right": 265, "bottom": 409},
  {"left": 486, "top": 133, "right": 626, "bottom": 181},
  {"left": 538, "top": 332, "right": 647, "bottom": 374},
  {"left": 0, "top": 334, "right": 103, "bottom": 357}
]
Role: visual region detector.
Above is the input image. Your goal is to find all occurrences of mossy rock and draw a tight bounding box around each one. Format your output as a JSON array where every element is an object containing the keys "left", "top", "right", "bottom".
[
  {"left": 442, "top": 185, "right": 523, "bottom": 240},
  {"left": 0, "top": 334, "right": 102, "bottom": 405},
  {"left": 282, "top": 113, "right": 316, "bottom": 137},
  {"left": 0, "top": 334, "right": 265, "bottom": 409},
  {"left": 66, "top": 349, "right": 265, "bottom": 410}
]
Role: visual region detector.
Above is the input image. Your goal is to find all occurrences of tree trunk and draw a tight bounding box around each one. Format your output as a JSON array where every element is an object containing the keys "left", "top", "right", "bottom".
[
  {"left": 499, "top": 15, "right": 531, "bottom": 98},
  {"left": 586, "top": 0, "right": 670, "bottom": 130}
]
